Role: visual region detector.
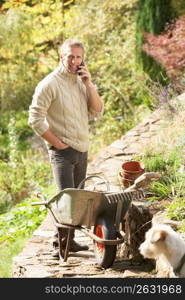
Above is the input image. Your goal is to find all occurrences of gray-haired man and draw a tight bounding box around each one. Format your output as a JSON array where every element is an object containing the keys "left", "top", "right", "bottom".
[{"left": 28, "top": 38, "right": 103, "bottom": 256}]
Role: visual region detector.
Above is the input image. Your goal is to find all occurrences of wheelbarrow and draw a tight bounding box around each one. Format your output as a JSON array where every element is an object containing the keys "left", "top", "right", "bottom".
[{"left": 32, "top": 175, "right": 144, "bottom": 269}]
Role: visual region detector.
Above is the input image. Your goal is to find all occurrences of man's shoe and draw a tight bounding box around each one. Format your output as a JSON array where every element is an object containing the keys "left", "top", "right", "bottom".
[
  {"left": 52, "top": 241, "right": 89, "bottom": 258},
  {"left": 52, "top": 249, "right": 59, "bottom": 259},
  {"left": 69, "top": 240, "right": 89, "bottom": 252},
  {"left": 52, "top": 238, "right": 59, "bottom": 249}
]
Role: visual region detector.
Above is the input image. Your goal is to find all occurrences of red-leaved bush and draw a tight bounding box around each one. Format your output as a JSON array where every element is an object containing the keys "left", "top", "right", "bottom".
[{"left": 143, "top": 15, "right": 185, "bottom": 82}]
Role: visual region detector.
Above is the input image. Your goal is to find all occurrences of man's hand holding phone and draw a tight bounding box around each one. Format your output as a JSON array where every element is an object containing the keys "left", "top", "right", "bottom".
[{"left": 77, "top": 62, "right": 91, "bottom": 84}]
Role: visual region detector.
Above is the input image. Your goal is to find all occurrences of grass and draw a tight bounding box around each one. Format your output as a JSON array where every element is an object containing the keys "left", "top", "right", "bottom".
[{"left": 0, "top": 237, "right": 29, "bottom": 277}]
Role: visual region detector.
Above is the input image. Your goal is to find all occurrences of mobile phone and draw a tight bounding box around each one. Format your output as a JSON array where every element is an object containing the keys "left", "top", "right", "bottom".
[{"left": 77, "top": 61, "right": 85, "bottom": 76}]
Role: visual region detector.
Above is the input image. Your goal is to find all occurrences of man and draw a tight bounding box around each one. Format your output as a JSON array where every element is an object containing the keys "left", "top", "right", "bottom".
[{"left": 28, "top": 38, "right": 103, "bottom": 256}]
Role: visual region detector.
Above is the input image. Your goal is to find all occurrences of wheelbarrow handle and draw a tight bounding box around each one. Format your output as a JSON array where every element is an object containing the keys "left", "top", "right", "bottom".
[
  {"left": 31, "top": 201, "right": 48, "bottom": 206},
  {"left": 31, "top": 192, "right": 48, "bottom": 206},
  {"left": 77, "top": 175, "right": 110, "bottom": 191}
]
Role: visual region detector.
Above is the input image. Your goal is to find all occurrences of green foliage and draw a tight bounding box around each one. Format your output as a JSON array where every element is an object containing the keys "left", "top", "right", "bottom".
[
  {"left": 0, "top": 111, "right": 33, "bottom": 159},
  {"left": 135, "top": 0, "right": 175, "bottom": 83},
  {"left": 0, "top": 0, "right": 76, "bottom": 112},
  {"left": 0, "top": 4, "right": 60, "bottom": 112},
  {"left": 0, "top": 10, "right": 40, "bottom": 111},
  {"left": 171, "top": 0, "right": 185, "bottom": 15},
  {"left": 0, "top": 196, "right": 48, "bottom": 277},
  {"left": 0, "top": 237, "right": 29, "bottom": 277},
  {"left": 0, "top": 179, "right": 55, "bottom": 277},
  {"left": 147, "top": 181, "right": 172, "bottom": 201},
  {"left": 142, "top": 153, "right": 166, "bottom": 173},
  {"left": 0, "top": 149, "right": 53, "bottom": 210},
  {"left": 167, "top": 197, "right": 185, "bottom": 221},
  {"left": 0, "top": 197, "right": 46, "bottom": 244},
  {"left": 0, "top": 108, "right": 52, "bottom": 212},
  {"left": 21, "top": 150, "right": 53, "bottom": 188},
  {"left": 178, "top": 220, "right": 185, "bottom": 233},
  {"left": 137, "top": 0, "right": 175, "bottom": 35},
  {"left": 14, "top": 111, "right": 33, "bottom": 142},
  {"left": 141, "top": 143, "right": 185, "bottom": 201},
  {"left": 0, "top": 159, "right": 29, "bottom": 204}
]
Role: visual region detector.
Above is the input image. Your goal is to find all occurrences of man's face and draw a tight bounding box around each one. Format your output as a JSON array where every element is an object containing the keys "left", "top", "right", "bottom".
[{"left": 61, "top": 46, "right": 84, "bottom": 74}]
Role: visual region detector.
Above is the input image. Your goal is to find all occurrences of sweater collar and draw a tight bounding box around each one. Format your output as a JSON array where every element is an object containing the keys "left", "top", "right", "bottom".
[{"left": 57, "top": 63, "right": 78, "bottom": 83}]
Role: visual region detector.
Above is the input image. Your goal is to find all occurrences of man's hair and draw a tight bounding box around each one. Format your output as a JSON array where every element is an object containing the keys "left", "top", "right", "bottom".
[{"left": 59, "top": 38, "right": 84, "bottom": 56}]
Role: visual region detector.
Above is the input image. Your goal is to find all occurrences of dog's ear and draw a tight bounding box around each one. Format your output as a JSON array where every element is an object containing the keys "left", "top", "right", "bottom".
[{"left": 151, "top": 229, "right": 167, "bottom": 243}]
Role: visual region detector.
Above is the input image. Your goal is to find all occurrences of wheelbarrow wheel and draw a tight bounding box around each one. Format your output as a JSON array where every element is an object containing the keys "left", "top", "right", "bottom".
[{"left": 93, "top": 217, "right": 117, "bottom": 269}]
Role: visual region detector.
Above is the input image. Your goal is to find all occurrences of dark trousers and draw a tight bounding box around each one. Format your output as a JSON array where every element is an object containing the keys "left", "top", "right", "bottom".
[{"left": 48, "top": 146, "right": 88, "bottom": 242}]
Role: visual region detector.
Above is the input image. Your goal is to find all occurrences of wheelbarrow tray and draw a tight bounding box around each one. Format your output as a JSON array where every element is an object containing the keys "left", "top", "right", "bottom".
[{"left": 47, "top": 188, "right": 143, "bottom": 228}]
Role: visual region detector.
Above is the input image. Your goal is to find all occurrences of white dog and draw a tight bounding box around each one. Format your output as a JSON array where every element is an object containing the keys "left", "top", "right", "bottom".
[{"left": 139, "top": 224, "right": 185, "bottom": 277}]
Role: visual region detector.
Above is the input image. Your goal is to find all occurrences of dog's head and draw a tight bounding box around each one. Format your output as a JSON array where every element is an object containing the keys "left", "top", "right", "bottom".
[{"left": 139, "top": 224, "right": 174, "bottom": 259}]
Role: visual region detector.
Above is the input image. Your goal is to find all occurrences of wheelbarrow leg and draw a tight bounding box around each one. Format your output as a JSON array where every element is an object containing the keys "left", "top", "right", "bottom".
[
  {"left": 63, "top": 229, "right": 72, "bottom": 262},
  {"left": 57, "top": 228, "right": 64, "bottom": 261},
  {"left": 57, "top": 227, "right": 73, "bottom": 262}
]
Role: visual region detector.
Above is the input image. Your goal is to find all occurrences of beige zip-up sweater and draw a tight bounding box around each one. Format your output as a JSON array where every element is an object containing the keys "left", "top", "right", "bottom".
[{"left": 28, "top": 66, "right": 102, "bottom": 152}]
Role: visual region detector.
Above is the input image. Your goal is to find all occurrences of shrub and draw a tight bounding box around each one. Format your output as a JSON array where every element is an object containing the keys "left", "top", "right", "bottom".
[
  {"left": 0, "top": 111, "right": 33, "bottom": 159},
  {"left": 0, "top": 149, "right": 53, "bottom": 212},
  {"left": 0, "top": 197, "right": 47, "bottom": 244},
  {"left": 143, "top": 15, "right": 185, "bottom": 86},
  {"left": 136, "top": 0, "right": 175, "bottom": 83}
]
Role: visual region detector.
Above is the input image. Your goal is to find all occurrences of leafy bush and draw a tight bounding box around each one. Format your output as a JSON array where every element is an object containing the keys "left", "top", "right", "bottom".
[
  {"left": 0, "top": 149, "right": 52, "bottom": 212},
  {"left": 0, "top": 106, "right": 53, "bottom": 212},
  {"left": 0, "top": 111, "right": 33, "bottom": 159},
  {"left": 136, "top": 0, "right": 175, "bottom": 83},
  {"left": 0, "top": 181, "right": 55, "bottom": 277},
  {"left": 0, "top": 197, "right": 47, "bottom": 244},
  {"left": 143, "top": 15, "right": 185, "bottom": 85},
  {"left": 0, "top": 7, "right": 59, "bottom": 112}
]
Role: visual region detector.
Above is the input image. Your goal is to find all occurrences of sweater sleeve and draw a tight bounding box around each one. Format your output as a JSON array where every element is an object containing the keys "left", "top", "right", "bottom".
[
  {"left": 87, "top": 84, "right": 104, "bottom": 120},
  {"left": 28, "top": 82, "right": 54, "bottom": 136},
  {"left": 88, "top": 102, "right": 104, "bottom": 120}
]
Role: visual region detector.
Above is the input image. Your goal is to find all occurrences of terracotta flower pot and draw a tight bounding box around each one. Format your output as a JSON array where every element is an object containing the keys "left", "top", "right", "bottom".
[{"left": 119, "top": 161, "right": 145, "bottom": 188}]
